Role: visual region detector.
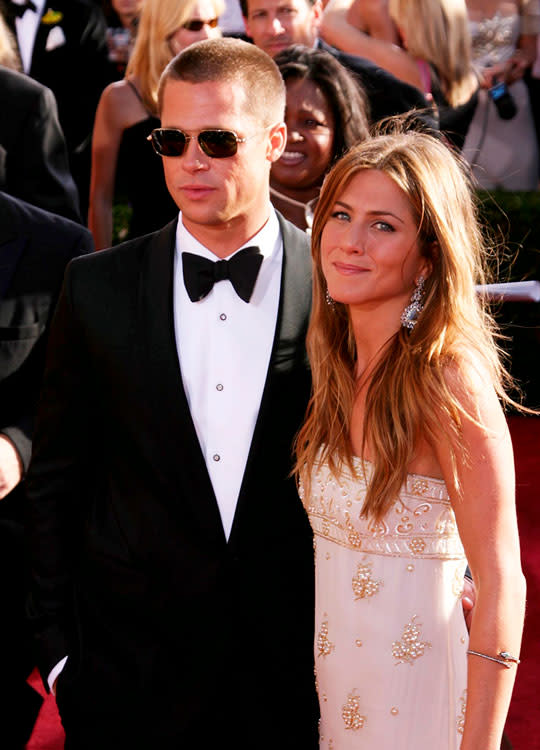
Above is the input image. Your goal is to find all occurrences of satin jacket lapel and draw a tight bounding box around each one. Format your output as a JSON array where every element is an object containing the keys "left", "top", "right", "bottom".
[
  {"left": 228, "top": 214, "right": 312, "bottom": 544},
  {"left": 138, "top": 221, "right": 226, "bottom": 544}
]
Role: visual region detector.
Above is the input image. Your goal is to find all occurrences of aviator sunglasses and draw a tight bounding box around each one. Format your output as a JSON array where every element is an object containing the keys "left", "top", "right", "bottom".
[
  {"left": 148, "top": 128, "right": 256, "bottom": 159},
  {"left": 182, "top": 18, "right": 219, "bottom": 31}
]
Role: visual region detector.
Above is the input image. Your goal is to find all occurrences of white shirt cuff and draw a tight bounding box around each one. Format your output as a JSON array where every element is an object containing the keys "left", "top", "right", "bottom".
[{"left": 48, "top": 656, "right": 68, "bottom": 694}]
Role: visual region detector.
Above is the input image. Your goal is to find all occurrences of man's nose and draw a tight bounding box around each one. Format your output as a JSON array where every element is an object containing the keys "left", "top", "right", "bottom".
[
  {"left": 181, "top": 136, "right": 209, "bottom": 171},
  {"left": 269, "top": 16, "right": 285, "bottom": 34}
]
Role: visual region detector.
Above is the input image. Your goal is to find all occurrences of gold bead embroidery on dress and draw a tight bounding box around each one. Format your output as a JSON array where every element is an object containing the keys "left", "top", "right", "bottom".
[
  {"left": 452, "top": 565, "right": 464, "bottom": 598},
  {"left": 410, "top": 478, "right": 429, "bottom": 496},
  {"left": 457, "top": 689, "right": 467, "bottom": 734},
  {"left": 392, "top": 615, "right": 431, "bottom": 665},
  {"left": 342, "top": 691, "right": 367, "bottom": 730},
  {"left": 317, "top": 620, "right": 335, "bottom": 657},
  {"left": 396, "top": 514, "right": 414, "bottom": 534},
  {"left": 345, "top": 514, "right": 362, "bottom": 549},
  {"left": 352, "top": 560, "right": 382, "bottom": 600},
  {"left": 408, "top": 537, "right": 426, "bottom": 555},
  {"left": 390, "top": 707, "right": 399, "bottom": 716}
]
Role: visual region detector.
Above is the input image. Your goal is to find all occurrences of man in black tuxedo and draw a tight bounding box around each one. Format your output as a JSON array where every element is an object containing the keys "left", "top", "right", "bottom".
[
  {"left": 26, "top": 37, "right": 318, "bottom": 749},
  {"left": 239, "top": 0, "right": 435, "bottom": 126},
  {"left": 0, "top": 64, "right": 81, "bottom": 222},
  {"left": 0, "top": 191, "right": 93, "bottom": 747},
  {"left": 0, "top": 0, "right": 111, "bottom": 217}
]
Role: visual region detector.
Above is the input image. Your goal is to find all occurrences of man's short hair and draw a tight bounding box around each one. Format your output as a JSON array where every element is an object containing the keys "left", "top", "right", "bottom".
[
  {"left": 158, "top": 37, "right": 286, "bottom": 126},
  {"left": 239, "top": 0, "right": 316, "bottom": 18}
]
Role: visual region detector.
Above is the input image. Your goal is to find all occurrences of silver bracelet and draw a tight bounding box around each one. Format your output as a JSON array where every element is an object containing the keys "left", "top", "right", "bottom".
[{"left": 467, "top": 649, "right": 520, "bottom": 669}]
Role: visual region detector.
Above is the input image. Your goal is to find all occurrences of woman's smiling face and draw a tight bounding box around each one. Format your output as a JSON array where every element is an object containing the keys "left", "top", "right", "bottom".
[
  {"left": 321, "top": 169, "right": 431, "bottom": 316},
  {"left": 271, "top": 76, "right": 335, "bottom": 191}
]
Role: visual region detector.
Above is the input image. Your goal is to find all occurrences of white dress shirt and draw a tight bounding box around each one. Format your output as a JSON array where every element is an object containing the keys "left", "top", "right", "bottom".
[
  {"left": 174, "top": 210, "right": 283, "bottom": 539},
  {"left": 11, "top": 0, "right": 46, "bottom": 73}
]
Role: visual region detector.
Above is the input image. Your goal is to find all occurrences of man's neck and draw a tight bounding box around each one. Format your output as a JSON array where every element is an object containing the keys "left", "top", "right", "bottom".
[{"left": 181, "top": 208, "right": 272, "bottom": 259}]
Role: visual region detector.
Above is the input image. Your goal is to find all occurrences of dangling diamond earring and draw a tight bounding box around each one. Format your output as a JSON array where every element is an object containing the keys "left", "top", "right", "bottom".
[
  {"left": 401, "top": 276, "right": 425, "bottom": 330},
  {"left": 325, "top": 288, "right": 335, "bottom": 307}
]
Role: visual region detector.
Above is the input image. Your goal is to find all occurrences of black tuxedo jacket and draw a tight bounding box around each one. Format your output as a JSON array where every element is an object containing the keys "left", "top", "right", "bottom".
[
  {"left": 1, "top": 0, "right": 110, "bottom": 155},
  {"left": 26, "top": 214, "right": 319, "bottom": 748},
  {"left": 0, "top": 191, "right": 92, "bottom": 743},
  {"left": 0, "top": 191, "right": 93, "bottom": 476},
  {"left": 0, "top": 65, "right": 81, "bottom": 222}
]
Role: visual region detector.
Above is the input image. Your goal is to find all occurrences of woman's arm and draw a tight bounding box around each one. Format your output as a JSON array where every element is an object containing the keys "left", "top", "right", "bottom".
[
  {"left": 87, "top": 82, "right": 130, "bottom": 251},
  {"left": 436, "top": 366, "right": 526, "bottom": 750},
  {"left": 320, "top": 0, "right": 423, "bottom": 89}
]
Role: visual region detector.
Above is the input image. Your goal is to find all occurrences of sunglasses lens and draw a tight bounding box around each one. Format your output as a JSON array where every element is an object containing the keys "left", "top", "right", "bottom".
[
  {"left": 152, "top": 129, "right": 187, "bottom": 157},
  {"left": 183, "top": 20, "right": 204, "bottom": 31},
  {"left": 199, "top": 130, "right": 238, "bottom": 158}
]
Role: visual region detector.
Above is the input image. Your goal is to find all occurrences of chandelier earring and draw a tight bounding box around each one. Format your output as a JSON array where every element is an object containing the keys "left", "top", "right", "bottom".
[
  {"left": 401, "top": 275, "right": 425, "bottom": 330},
  {"left": 325, "top": 287, "right": 335, "bottom": 307}
]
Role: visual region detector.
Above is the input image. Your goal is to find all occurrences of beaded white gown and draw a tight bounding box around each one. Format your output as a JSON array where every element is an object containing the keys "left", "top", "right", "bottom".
[{"left": 301, "top": 456, "right": 469, "bottom": 749}]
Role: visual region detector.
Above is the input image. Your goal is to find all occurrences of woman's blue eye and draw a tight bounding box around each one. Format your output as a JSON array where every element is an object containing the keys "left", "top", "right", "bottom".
[
  {"left": 375, "top": 221, "right": 394, "bottom": 232},
  {"left": 330, "top": 210, "right": 350, "bottom": 221}
]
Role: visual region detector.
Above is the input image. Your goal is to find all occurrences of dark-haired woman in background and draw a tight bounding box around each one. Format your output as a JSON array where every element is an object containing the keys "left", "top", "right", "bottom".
[{"left": 270, "top": 45, "right": 370, "bottom": 232}]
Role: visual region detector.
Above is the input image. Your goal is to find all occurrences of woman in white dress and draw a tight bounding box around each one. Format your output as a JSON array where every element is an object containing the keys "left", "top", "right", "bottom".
[
  {"left": 295, "top": 128, "right": 526, "bottom": 748},
  {"left": 462, "top": 0, "right": 540, "bottom": 190}
]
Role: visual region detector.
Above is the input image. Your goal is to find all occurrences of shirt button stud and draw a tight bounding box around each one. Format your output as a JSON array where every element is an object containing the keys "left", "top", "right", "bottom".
[
  {"left": 216, "top": 383, "right": 224, "bottom": 391},
  {"left": 213, "top": 454, "right": 220, "bottom": 462},
  {"left": 219, "top": 313, "right": 227, "bottom": 321}
]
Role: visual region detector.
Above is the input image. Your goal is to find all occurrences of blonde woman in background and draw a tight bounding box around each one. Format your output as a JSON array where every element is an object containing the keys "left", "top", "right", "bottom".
[
  {"left": 296, "top": 128, "right": 526, "bottom": 749},
  {"left": 89, "top": 0, "right": 223, "bottom": 250},
  {"left": 320, "top": 0, "right": 479, "bottom": 149}
]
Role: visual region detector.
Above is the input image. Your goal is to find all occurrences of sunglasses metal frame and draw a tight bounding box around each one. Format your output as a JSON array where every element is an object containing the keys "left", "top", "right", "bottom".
[{"left": 148, "top": 128, "right": 249, "bottom": 159}]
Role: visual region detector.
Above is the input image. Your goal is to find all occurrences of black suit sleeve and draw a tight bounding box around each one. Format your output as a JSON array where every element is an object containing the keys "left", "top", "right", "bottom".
[
  {"left": 25, "top": 258, "right": 93, "bottom": 681},
  {"left": 0, "top": 72, "right": 81, "bottom": 222},
  {"left": 0, "top": 226, "right": 94, "bottom": 471}
]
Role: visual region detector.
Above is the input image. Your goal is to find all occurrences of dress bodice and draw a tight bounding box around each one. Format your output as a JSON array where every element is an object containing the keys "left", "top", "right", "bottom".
[
  {"left": 469, "top": 11, "right": 520, "bottom": 66},
  {"left": 301, "top": 455, "right": 468, "bottom": 748},
  {"left": 301, "top": 455, "right": 465, "bottom": 560}
]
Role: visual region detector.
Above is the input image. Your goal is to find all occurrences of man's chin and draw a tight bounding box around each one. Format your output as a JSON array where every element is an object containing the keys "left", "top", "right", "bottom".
[{"left": 263, "top": 40, "right": 293, "bottom": 57}]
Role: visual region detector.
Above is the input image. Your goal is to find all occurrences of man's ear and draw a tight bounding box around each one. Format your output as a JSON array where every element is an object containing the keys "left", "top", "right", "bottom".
[
  {"left": 312, "top": 0, "right": 324, "bottom": 30},
  {"left": 267, "top": 121, "right": 287, "bottom": 162}
]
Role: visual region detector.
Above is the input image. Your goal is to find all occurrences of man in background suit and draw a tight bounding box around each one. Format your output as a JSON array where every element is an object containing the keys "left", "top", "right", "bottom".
[
  {"left": 0, "top": 64, "right": 81, "bottom": 222},
  {"left": 0, "top": 0, "right": 112, "bottom": 217},
  {"left": 26, "top": 37, "right": 318, "bottom": 749},
  {"left": 239, "top": 0, "right": 435, "bottom": 125},
  {"left": 0, "top": 191, "right": 93, "bottom": 747}
]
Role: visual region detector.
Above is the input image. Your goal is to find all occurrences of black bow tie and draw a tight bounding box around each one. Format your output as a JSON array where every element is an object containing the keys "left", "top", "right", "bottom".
[
  {"left": 182, "top": 246, "right": 263, "bottom": 303},
  {"left": 8, "top": 0, "right": 37, "bottom": 18}
]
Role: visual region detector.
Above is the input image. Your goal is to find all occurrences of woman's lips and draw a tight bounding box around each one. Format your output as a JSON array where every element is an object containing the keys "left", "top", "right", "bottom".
[{"left": 333, "top": 261, "right": 370, "bottom": 275}]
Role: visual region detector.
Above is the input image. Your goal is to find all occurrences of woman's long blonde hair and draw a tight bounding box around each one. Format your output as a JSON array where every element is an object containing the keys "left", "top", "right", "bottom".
[
  {"left": 295, "top": 127, "right": 517, "bottom": 522},
  {"left": 125, "top": 0, "right": 224, "bottom": 113},
  {"left": 389, "top": 0, "right": 477, "bottom": 107}
]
